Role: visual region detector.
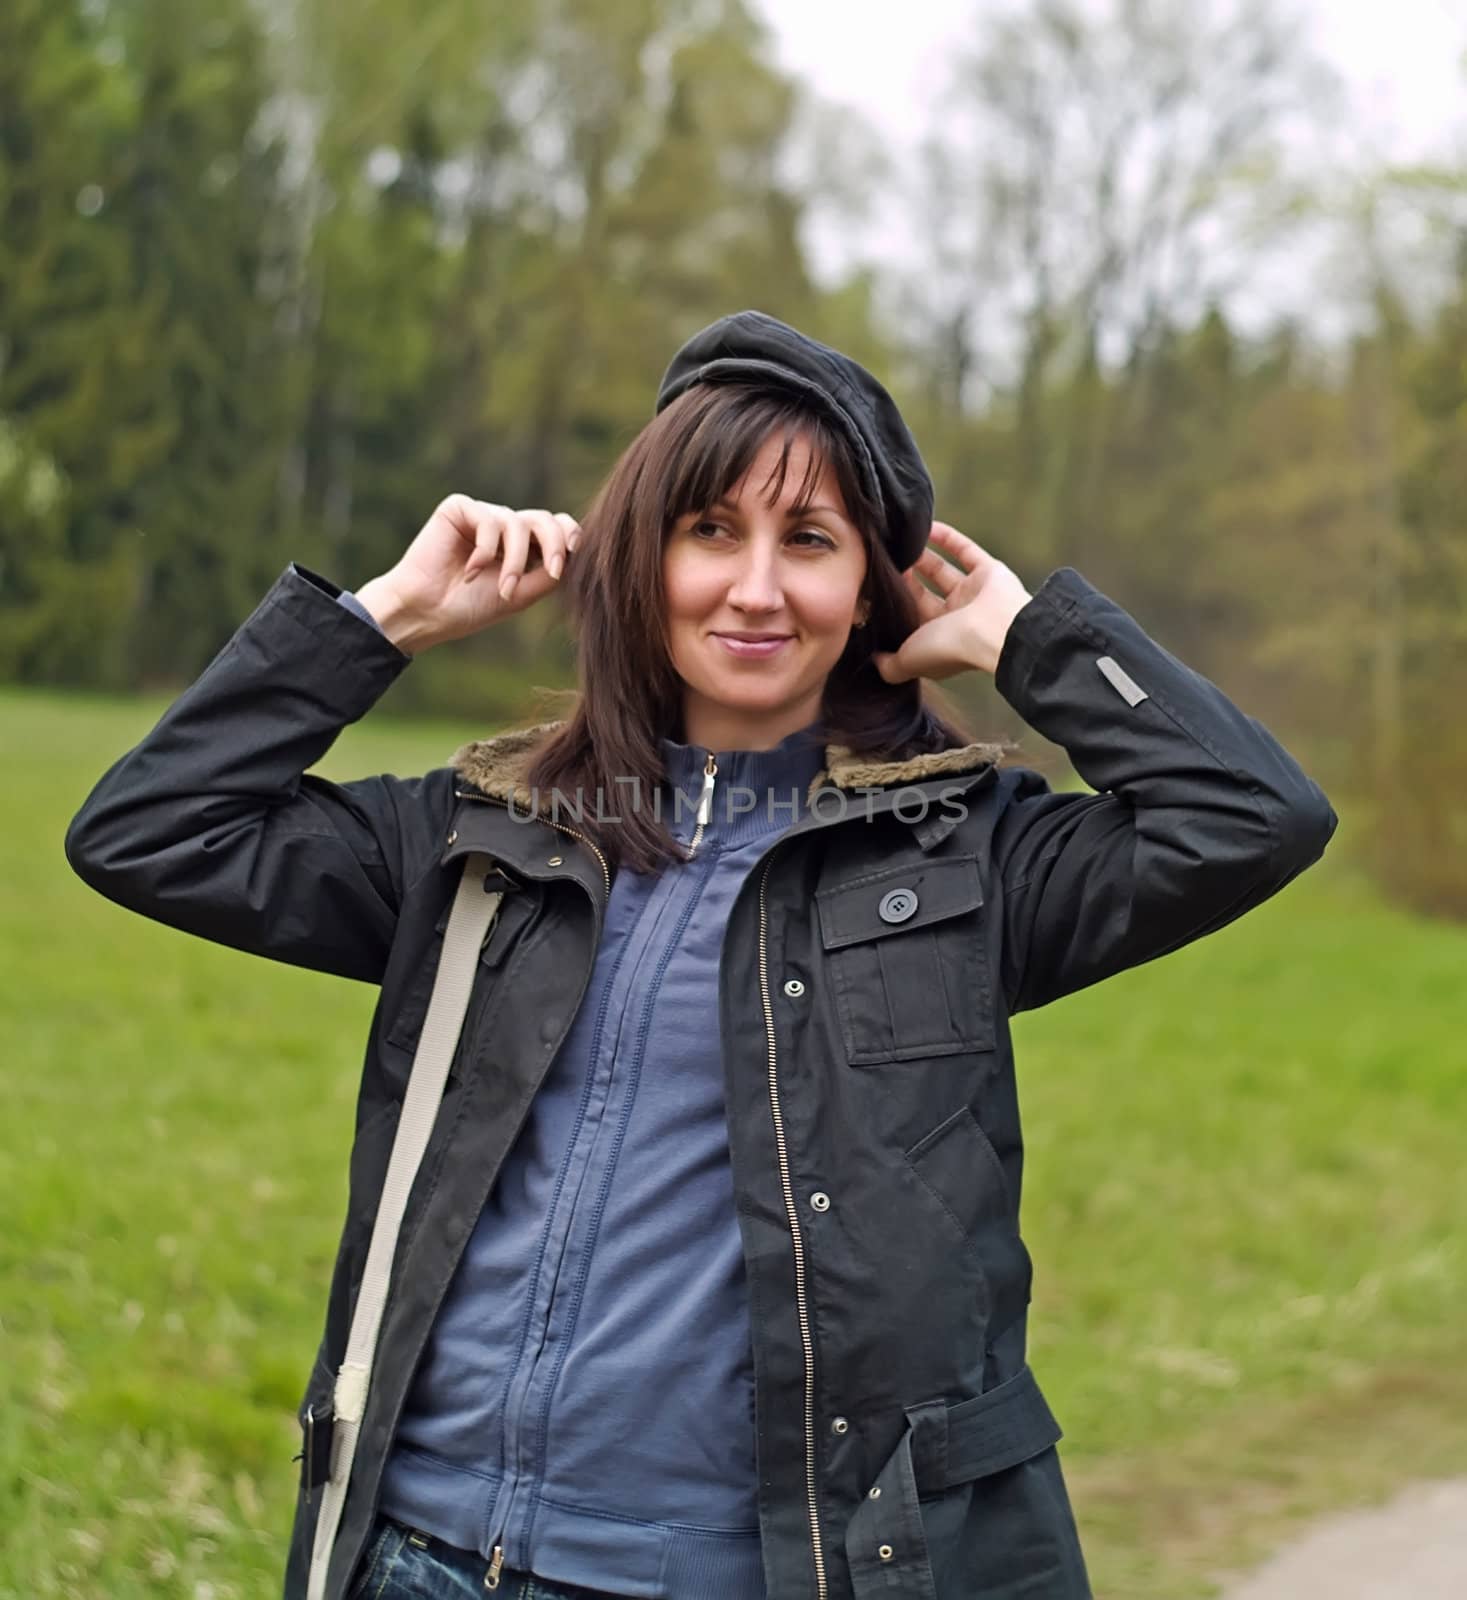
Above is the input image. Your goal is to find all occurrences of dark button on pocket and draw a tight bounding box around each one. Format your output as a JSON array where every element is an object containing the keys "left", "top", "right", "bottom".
[
  {"left": 878, "top": 888, "right": 918, "bottom": 924},
  {"left": 817, "top": 855, "right": 994, "bottom": 1064}
]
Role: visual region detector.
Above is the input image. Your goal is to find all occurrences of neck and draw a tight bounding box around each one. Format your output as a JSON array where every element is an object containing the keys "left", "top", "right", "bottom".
[
  {"left": 677, "top": 691, "right": 825, "bottom": 754},
  {"left": 657, "top": 716, "right": 827, "bottom": 846}
]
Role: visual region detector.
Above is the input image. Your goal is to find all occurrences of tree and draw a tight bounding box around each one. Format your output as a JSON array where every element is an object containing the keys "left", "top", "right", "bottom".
[{"left": 0, "top": 0, "right": 167, "bottom": 681}]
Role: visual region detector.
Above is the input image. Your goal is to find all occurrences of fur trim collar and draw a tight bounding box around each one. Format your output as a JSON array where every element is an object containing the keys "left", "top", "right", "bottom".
[{"left": 449, "top": 719, "right": 1010, "bottom": 814}]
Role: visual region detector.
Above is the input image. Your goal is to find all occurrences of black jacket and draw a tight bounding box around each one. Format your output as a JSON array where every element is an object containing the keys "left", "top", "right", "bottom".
[{"left": 64, "top": 560, "right": 1337, "bottom": 1599}]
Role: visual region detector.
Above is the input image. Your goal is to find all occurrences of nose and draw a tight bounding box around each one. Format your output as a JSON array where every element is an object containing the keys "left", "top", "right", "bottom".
[{"left": 724, "top": 535, "right": 783, "bottom": 614}]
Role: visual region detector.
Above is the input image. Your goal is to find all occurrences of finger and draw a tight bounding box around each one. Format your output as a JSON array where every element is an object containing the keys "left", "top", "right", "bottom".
[
  {"left": 521, "top": 509, "right": 570, "bottom": 582},
  {"left": 440, "top": 493, "right": 481, "bottom": 548},
  {"left": 494, "top": 560, "right": 560, "bottom": 614},
  {"left": 497, "top": 510, "right": 532, "bottom": 601},
  {"left": 904, "top": 564, "right": 948, "bottom": 622},
  {"left": 554, "top": 511, "right": 582, "bottom": 552},
  {"left": 913, "top": 547, "right": 962, "bottom": 596},
  {"left": 464, "top": 502, "right": 508, "bottom": 581},
  {"left": 928, "top": 520, "right": 992, "bottom": 575}
]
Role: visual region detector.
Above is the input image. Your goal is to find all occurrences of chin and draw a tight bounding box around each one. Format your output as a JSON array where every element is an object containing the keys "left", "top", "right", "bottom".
[{"left": 702, "top": 681, "right": 792, "bottom": 710}]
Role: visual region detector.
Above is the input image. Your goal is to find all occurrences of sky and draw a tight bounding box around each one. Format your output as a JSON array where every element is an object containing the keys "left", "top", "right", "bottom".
[{"left": 755, "top": 0, "right": 1467, "bottom": 307}]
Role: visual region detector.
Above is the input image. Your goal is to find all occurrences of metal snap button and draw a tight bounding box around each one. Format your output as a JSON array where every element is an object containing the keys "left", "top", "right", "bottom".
[
  {"left": 446, "top": 829, "right": 458, "bottom": 845},
  {"left": 783, "top": 978, "right": 805, "bottom": 998},
  {"left": 878, "top": 1544, "right": 894, "bottom": 1560},
  {"left": 810, "top": 1191, "right": 830, "bottom": 1211},
  {"left": 831, "top": 1416, "right": 848, "bottom": 1434},
  {"left": 877, "top": 887, "right": 918, "bottom": 923},
  {"left": 547, "top": 855, "right": 563, "bottom": 867},
  {"left": 868, "top": 1485, "right": 881, "bottom": 1499}
]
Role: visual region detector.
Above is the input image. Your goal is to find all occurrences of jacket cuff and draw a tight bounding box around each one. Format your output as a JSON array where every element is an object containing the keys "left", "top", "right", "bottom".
[
  {"left": 237, "top": 562, "right": 415, "bottom": 698},
  {"left": 991, "top": 564, "right": 1336, "bottom": 870},
  {"left": 993, "top": 569, "right": 1076, "bottom": 706},
  {"left": 333, "top": 585, "right": 389, "bottom": 637}
]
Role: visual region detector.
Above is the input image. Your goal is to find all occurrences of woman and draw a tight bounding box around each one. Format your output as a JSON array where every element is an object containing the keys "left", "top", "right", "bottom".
[{"left": 65, "top": 310, "right": 1337, "bottom": 1600}]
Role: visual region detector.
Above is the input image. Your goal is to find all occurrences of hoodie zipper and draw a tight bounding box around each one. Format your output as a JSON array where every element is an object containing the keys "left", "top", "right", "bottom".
[
  {"left": 758, "top": 846, "right": 827, "bottom": 1600},
  {"left": 683, "top": 753, "right": 718, "bottom": 859},
  {"left": 472, "top": 760, "right": 712, "bottom": 1593}
]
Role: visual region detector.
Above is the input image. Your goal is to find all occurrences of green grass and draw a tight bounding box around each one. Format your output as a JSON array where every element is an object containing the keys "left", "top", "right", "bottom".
[{"left": 4, "top": 684, "right": 1465, "bottom": 1598}]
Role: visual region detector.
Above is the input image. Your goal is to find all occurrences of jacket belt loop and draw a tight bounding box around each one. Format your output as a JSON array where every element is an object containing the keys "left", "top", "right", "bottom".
[
  {"left": 902, "top": 1397, "right": 949, "bottom": 1497},
  {"left": 844, "top": 1404, "right": 944, "bottom": 1600},
  {"left": 845, "top": 1367, "right": 1064, "bottom": 1597}
]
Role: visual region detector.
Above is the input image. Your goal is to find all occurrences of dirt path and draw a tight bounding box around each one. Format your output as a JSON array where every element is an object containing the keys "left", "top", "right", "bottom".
[{"left": 1218, "top": 1477, "right": 1467, "bottom": 1598}]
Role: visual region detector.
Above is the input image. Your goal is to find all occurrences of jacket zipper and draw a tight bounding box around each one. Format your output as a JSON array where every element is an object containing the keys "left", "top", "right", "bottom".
[
  {"left": 758, "top": 848, "right": 827, "bottom": 1600},
  {"left": 452, "top": 790, "right": 611, "bottom": 900},
  {"left": 683, "top": 753, "right": 718, "bottom": 859},
  {"left": 483, "top": 1534, "right": 505, "bottom": 1589}
]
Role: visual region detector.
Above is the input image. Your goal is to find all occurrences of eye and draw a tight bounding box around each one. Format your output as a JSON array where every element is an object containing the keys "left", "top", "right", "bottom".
[{"left": 685, "top": 519, "right": 835, "bottom": 549}]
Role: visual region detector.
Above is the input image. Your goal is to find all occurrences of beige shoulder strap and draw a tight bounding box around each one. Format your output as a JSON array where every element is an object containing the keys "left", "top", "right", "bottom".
[{"left": 307, "top": 851, "right": 506, "bottom": 1600}]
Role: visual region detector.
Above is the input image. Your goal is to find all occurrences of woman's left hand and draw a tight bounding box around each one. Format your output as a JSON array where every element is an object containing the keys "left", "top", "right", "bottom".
[{"left": 871, "top": 521, "right": 1034, "bottom": 682}]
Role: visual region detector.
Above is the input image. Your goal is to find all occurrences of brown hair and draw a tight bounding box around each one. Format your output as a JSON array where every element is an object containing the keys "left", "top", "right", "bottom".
[{"left": 524, "top": 380, "right": 983, "bottom": 875}]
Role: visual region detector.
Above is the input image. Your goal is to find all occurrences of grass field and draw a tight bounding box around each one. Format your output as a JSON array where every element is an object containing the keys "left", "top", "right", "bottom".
[{"left": 4, "top": 684, "right": 1465, "bottom": 1599}]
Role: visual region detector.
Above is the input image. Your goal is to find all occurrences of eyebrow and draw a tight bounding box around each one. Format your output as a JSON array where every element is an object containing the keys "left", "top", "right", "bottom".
[{"left": 710, "top": 496, "right": 849, "bottom": 521}]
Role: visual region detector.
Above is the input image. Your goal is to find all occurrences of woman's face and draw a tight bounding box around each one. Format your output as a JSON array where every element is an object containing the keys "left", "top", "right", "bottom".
[{"left": 662, "top": 428, "right": 868, "bottom": 751}]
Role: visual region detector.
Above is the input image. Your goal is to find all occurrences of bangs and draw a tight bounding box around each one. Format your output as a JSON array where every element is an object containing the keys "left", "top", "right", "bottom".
[{"left": 655, "top": 385, "right": 872, "bottom": 536}]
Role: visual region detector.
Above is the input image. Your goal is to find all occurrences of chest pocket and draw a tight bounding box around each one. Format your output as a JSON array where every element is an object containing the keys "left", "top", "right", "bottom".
[
  {"left": 816, "top": 854, "right": 993, "bottom": 1064},
  {"left": 383, "top": 878, "right": 540, "bottom": 1065}
]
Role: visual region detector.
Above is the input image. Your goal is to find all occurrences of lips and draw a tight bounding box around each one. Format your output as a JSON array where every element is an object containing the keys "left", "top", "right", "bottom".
[{"left": 713, "top": 632, "right": 793, "bottom": 659}]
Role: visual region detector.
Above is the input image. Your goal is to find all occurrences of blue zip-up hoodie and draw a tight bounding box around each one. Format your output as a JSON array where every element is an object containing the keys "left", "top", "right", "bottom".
[{"left": 336, "top": 586, "right": 823, "bottom": 1598}]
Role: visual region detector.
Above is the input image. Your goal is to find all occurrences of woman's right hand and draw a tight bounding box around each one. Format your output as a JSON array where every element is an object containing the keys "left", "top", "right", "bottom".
[{"left": 352, "top": 495, "right": 581, "bottom": 654}]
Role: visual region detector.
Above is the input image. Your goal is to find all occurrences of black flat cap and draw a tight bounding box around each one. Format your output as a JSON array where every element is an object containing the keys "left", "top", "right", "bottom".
[{"left": 654, "top": 309, "right": 934, "bottom": 571}]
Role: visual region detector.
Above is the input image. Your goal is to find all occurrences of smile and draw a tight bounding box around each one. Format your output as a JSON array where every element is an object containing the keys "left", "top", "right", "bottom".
[{"left": 712, "top": 634, "right": 794, "bottom": 659}]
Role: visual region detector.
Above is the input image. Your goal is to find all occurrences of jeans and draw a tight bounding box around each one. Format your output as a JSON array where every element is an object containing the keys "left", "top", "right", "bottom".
[{"left": 347, "top": 1515, "right": 640, "bottom": 1600}]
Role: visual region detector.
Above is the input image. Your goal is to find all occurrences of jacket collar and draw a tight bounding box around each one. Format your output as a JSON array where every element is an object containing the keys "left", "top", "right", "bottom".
[{"left": 449, "top": 718, "right": 1009, "bottom": 816}]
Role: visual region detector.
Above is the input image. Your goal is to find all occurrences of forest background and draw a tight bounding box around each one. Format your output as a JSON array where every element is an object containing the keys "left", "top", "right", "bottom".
[{"left": 6, "top": 0, "right": 1467, "bottom": 909}]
